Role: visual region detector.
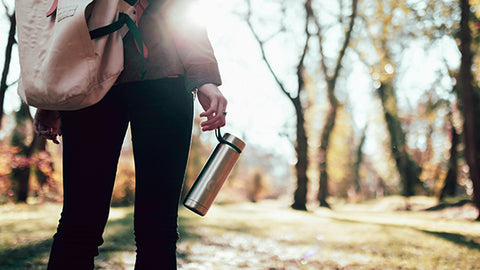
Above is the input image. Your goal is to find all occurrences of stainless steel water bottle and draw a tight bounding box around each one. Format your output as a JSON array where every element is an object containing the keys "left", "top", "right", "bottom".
[{"left": 183, "top": 130, "right": 246, "bottom": 216}]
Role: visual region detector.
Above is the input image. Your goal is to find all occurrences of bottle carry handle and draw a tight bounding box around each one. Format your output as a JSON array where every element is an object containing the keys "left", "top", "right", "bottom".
[{"left": 215, "top": 128, "right": 242, "bottom": 154}]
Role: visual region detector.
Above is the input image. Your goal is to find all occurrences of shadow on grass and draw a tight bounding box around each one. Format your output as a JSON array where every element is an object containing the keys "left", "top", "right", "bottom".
[
  {"left": 0, "top": 238, "right": 53, "bottom": 270},
  {"left": 0, "top": 209, "right": 138, "bottom": 269},
  {"left": 178, "top": 214, "right": 203, "bottom": 241},
  {"left": 178, "top": 210, "right": 272, "bottom": 239},
  {"left": 420, "top": 230, "right": 480, "bottom": 251},
  {"left": 423, "top": 199, "right": 473, "bottom": 211},
  {"left": 330, "top": 216, "right": 480, "bottom": 251},
  {"left": 100, "top": 209, "right": 207, "bottom": 263},
  {"left": 0, "top": 207, "right": 273, "bottom": 269},
  {"left": 99, "top": 211, "right": 136, "bottom": 253}
]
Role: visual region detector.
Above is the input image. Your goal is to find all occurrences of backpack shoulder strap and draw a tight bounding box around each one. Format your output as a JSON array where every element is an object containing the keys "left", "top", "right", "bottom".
[
  {"left": 88, "top": 0, "right": 147, "bottom": 78},
  {"left": 46, "top": 0, "right": 58, "bottom": 17},
  {"left": 89, "top": 12, "right": 132, "bottom": 39},
  {"left": 44, "top": 0, "right": 148, "bottom": 78},
  {"left": 46, "top": 0, "right": 139, "bottom": 17}
]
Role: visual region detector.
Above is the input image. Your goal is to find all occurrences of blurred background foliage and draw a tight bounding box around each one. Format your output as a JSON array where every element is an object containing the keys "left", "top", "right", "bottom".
[{"left": 0, "top": 0, "right": 479, "bottom": 220}]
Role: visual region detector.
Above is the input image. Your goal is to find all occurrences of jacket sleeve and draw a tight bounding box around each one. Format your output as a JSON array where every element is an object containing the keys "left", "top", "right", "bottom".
[{"left": 164, "top": 0, "right": 222, "bottom": 91}]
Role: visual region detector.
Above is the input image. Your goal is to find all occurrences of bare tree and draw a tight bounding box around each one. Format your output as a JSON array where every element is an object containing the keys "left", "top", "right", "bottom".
[
  {"left": 10, "top": 103, "right": 33, "bottom": 202},
  {"left": 0, "top": 1, "right": 16, "bottom": 128},
  {"left": 245, "top": 0, "right": 311, "bottom": 210},
  {"left": 457, "top": 0, "right": 480, "bottom": 220},
  {"left": 354, "top": 0, "right": 426, "bottom": 199},
  {"left": 352, "top": 125, "right": 367, "bottom": 195},
  {"left": 245, "top": 0, "right": 359, "bottom": 209},
  {"left": 439, "top": 107, "right": 459, "bottom": 200},
  {"left": 1, "top": 2, "right": 52, "bottom": 203},
  {"left": 306, "top": 0, "right": 359, "bottom": 207},
  {"left": 9, "top": 102, "right": 51, "bottom": 203}
]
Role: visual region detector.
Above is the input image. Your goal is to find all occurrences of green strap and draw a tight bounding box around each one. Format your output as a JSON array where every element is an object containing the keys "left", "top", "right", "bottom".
[
  {"left": 89, "top": 12, "right": 146, "bottom": 79},
  {"left": 89, "top": 12, "right": 130, "bottom": 39},
  {"left": 124, "top": 13, "right": 147, "bottom": 79},
  {"left": 124, "top": 0, "right": 137, "bottom": 5},
  {"left": 216, "top": 128, "right": 242, "bottom": 154}
]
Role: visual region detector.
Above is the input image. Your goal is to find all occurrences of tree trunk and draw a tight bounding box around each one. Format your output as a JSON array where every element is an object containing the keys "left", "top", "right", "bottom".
[
  {"left": 0, "top": 11, "right": 16, "bottom": 128},
  {"left": 291, "top": 97, "right": 309, "bottom": 210},
  {"left": 458, "top": 0, "right": 480, "bottom": 220},
  {"left": 317, "top": 102, "right": 337, "bottom": 208},
  {"left": 377, "top": 81, "right": 423, "bottom": 197},
  {"left": 11, "top": 163, "right": 31, "bottom": 202},
  {"left": 33, "top": 136, "right": 51, "bottom": 188},
  {"left": 315, "top": 0, "right": 358, "bottom": 207},
  {"left": 10, "top": 103, "right": 35, "bottom": 203},
  {"left": 246, "top": 0, "right": 311, "bottom": 211},
  {"left": 439, "top": 115, "right": 459, "bottom": 200},
  {"left": 474, "top": 91, "right": 480, "bottom": 220},
  {"left": 352, "top": 127, "right": 367, "bottom": 194}
]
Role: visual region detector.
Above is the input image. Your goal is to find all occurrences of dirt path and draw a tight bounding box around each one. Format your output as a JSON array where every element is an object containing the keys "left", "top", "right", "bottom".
[
  {"left": 1, "top": 198, "right": 480, "bottom": 269},
  {"left": 174, "top": 199, "right": 480, "bottom": 270}
]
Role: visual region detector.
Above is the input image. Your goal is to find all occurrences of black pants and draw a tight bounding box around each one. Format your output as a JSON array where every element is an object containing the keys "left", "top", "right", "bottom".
[{"left": 47, "top": 79, "right": 193, "bottom": 270}]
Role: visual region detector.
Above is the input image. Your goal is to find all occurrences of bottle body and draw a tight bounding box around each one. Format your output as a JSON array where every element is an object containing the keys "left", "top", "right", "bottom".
[{"left": 184, "top": 133, "right": 245, "bottom": 216}]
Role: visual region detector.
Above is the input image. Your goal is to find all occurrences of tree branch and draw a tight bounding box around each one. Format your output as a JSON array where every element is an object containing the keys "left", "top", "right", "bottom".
[
  {"left": 0, "top": 10, "right": 16, "bottom": 128},
  {"left": 296, "top": 0, "right": 313, "bottom": 94},
  {"left": 245, "top": 0, "right": 293, "bottom": 100},
  {"left": 1, "top": 0, "right": 10, "bottom": 16},
  {"left": 306, "top": 1, "right": 329, "bottom": 80},
  {"left": 331, "top": 0, "right": 358, "bottom": 87}
]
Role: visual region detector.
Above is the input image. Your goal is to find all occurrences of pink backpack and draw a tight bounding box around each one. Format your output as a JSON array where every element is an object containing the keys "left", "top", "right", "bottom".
[{"left": 16, "top": 0, "right": 147, "bottom": 110}]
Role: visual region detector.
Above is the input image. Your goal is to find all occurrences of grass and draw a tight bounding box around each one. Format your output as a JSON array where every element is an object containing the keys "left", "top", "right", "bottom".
[{"left": 1, "top": 196, "right": 480, "bottom": 269}]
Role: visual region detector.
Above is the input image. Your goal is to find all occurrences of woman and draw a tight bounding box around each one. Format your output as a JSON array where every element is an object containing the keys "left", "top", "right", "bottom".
[{"left": 34, "top": 0, "right": 227, "bottom": 269}]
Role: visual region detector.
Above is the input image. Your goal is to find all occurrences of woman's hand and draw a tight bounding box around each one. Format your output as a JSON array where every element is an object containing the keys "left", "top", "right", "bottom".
[
  {"left": 33, "top": 109, "right": 62, "bottom": 144},
  {"left": 197, "top": 83, "right": 227, "bottom": 131}
]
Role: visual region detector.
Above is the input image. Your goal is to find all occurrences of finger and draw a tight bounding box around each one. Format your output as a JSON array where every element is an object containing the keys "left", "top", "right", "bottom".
[
  {"left": 200, "top": 101, "right": 226, "bottom": 124},
  {"left": 215, "top": 100, "right": 227, "bottom": 124},
  {"left": 38, "top": 127, "right": 61, "bottom": 142},
  {"left": 33, "top": 123, "right": 41, "bottom": 135},
  {"left": 51, "top": 127, "right": 60, "bottom": 136},
  {"left": 36, "top": 124, "right": 48, "bottom": 135},
  {"left": 200, "top": 98, "right": 218, "bottom": 117},
  {"left": 42, "top": 132, "right": 59, "bottom": 144},
  {"left": 45, "top": 133, "right": 60, "bottom": 144},
  {"left": 201, "top": 109, "right": 226, "bottom": 125},
  {"left": 43, "top": 132, "right": 55, "bottom": 139},
  {"left": 33, "top": 118, "right": 40, "bottom": 134},
  {"left": 52, "top": 136, "right": 60, "bottom": 144},
  {"left": 38, "top": 128, "right": 53, "bottom": 136},
  {"left": 202, "top": 123, "right": 225, "bottom": 131},
  {"left": 199, "top": 106, "right": 216, "bottom": 118},
  {"left": 37, "top": 122, "right": 52, "bottom": 134},
  {"left": 200, "top": 114, "right": 225, "bottom": 127},
  {"left": 201, "top": 117, "right": 226, "bottom": 131}
]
